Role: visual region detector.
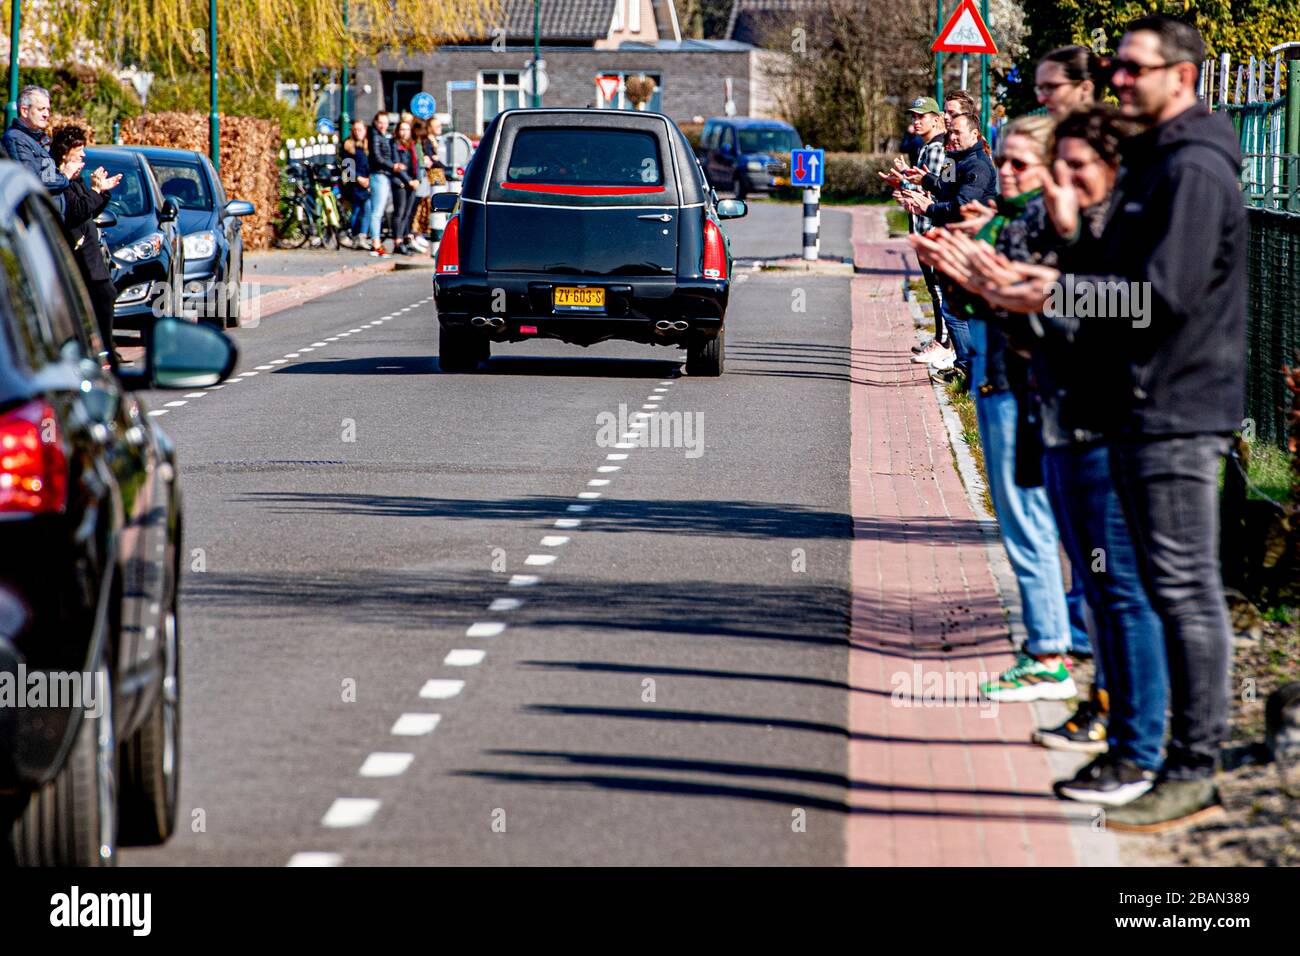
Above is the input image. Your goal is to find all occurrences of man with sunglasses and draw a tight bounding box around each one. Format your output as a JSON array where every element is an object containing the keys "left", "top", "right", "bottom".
[{"left": 973, "top": 15, "right": 1246, "bottom": 832}]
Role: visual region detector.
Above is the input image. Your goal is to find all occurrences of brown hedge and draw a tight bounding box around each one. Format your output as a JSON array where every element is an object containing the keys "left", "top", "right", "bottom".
[{"left": 119, "top": 112, "right": 280, "bottom": 249}]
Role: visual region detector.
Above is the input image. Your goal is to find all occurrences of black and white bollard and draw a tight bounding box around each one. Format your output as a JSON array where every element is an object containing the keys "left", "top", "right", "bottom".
[{"left": 802, "top": 186, "right": 820, "bottom": 261}]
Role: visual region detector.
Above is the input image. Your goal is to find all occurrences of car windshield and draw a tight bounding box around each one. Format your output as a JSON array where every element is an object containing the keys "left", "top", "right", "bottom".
[
  {"left": 84, "top": 159, "right": 150, "bottom": 217},
  {"left": 737, "top": 127, "right": 800, "bottom": 154},
  {"left": 505, "top": 128, "right": 662, "bottom": 186},
  {"left": 150, "top": 160, "right": 213, "bottom": 211}
]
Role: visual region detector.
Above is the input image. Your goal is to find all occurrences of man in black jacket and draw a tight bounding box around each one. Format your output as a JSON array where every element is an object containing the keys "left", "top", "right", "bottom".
[{"left": 978, "top": 16, "right": 1246, "bottom": 831}]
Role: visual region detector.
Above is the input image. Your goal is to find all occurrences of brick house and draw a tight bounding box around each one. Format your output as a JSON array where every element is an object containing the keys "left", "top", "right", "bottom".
[{"left": 353, "top": 0, "right": 784, "bottom": 135}]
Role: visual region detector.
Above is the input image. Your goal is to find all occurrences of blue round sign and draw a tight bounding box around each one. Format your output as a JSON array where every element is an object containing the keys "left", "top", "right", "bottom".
[
  {"left": 316, "top": 118, "right": 336, "bottom": 136},
  {"left": 411, "top": 92, "right": 437, "bottom": 120}
]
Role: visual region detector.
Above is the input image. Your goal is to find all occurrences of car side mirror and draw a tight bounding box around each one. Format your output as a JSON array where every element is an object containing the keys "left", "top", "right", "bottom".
[
  {"left": 430, "top": 191, "right": 459, "bottom": 213},
  {"left": 117, "top": 316, "right": 238, "bottom": 391},
  {"left": 94, "top": 209, "right": 118, "bottom": 229},
  {"left": 224, "top": 199, "right": 255, "bottom": 217},
  {"left": 716, "top": 198, "right": 747, "bottom": 220},
  {"left": 159, "top": 199, "right": 179, "bottom": 223}
]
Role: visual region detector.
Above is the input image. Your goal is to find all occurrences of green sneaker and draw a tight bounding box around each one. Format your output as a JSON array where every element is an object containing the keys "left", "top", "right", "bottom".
[
  {"left": 980, "top": 653, "right": 1077, "bottom": 702},
  {"left": 1105, "top": 778, "right": 1224, "bottom": 833}
]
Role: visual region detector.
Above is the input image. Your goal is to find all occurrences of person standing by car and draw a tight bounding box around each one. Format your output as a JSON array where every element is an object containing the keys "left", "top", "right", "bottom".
[
  {"left": 3, "top": 85, "right": 71, "bottom": 213},
  {"left": 342, "top": 119, "right": 372, "bottom": 247},
  {"left": 366, "top": 112, "right": 399, "bottom": 257},
  {"left": 50, "top": 125, "right": 123, "bottom": 360},
  {"left": 390, "top": 120, "right": 421, "bottom": 255}
]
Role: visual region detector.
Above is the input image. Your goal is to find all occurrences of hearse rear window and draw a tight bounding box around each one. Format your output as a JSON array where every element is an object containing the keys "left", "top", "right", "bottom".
[{"left": 504, "top": 128, "right": 663, "bottom": 189}]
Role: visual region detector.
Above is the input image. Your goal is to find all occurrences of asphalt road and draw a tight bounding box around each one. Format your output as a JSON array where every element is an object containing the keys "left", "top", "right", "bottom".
[{"left": 123, "top": 203, "right": 856, "bottom": 866}]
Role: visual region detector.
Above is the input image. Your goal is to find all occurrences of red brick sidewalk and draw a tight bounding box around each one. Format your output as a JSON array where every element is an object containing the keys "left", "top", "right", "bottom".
[{"left": 843, "top": 207, "right": 1084, "bottom": 866}]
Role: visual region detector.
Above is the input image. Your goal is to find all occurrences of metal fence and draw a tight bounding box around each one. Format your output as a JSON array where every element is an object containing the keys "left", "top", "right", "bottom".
[
  {"left": 1212, "top": 50, "right": 1299, "bottom": 447},
  {"left": 1244, "top": 207, "right": 1300, "bottom": 446}
]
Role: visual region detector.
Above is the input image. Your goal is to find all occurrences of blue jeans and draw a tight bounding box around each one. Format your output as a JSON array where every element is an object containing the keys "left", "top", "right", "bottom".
[
  {"left": 971, "top": 321, "right": 1083, "bottom": 657},
  {"left": 941, "top": 298, "right": 973, "bottom": 381},
  {"left": 366, "top": 174, "right": 391, "bottom": 245},
  {"left": 1044, "top": 443, "right": 1170, "bottom": 771},
  {"left": 974, "top": 394, "right": 1077, "bottom": 657},
  {"left": 350, "top": 192, "right": 369, "bottom": 237}
]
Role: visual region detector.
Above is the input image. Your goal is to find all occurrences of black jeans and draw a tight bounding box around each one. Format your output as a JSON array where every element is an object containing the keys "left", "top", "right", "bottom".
[
  {"left": 918, "top": 261, "right": 948, "bottom": 346},
  {"left": 1110, "top": 434, "right": 1233, "bottom": 780},
  {"left": 391, "top": 182, "right": 415, "bottom": 241}
]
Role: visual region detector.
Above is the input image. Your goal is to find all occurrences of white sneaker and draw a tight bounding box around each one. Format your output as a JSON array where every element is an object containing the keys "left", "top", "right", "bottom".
[{"left": 929, "top": 345, "right": 956, "bottom": 370}]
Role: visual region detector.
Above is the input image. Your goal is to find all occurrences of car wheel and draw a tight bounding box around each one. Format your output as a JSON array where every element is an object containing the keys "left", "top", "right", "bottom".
[
  {"left": 224, "top": 273, "right": 242, "bottom": 329},
  {"left": 686, "top": 327, "right": 725, "bottom": 377},
  {"left": 732, "top": 173, "right": 748, "bottom": 201},
  {"left": 118, "top": 590, "right": 180, "bottom": 847},
  {"left": 6, "top": 664, "right": 118, "bottom": 866},
  {"left": 439, "top": 324, "right": 483, "bottom": 372}
]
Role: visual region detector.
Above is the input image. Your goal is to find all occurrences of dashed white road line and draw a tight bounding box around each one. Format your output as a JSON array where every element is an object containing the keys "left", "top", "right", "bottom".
[
  {"left": 509, "top": 574, "right": 541, "bottom": 586},
  {"left": 359, "top": 752, "right": 415, "bottom": 778},
  {"left": 164, "top": 400, "right": 187, "bottom": 407},
  {"left": 597, "top": 465, "right": 621, "bottom": 473},
  {"left": 184, "top": 392, "right": 207, "bottom": 398},
  {"left": 567, "top": 504, "right": 593, "bottom": 512},
  {"left": 391, "top": 713, "right": 442, "bottom": 736},
  {"left": 489, "top": 597, "right": 523, "bottom": 612},
  {"left": 322, "top": 798, "right": 381, "bottom": 828},
  {"left": 147, "top": 409, "right": 167, "bottom": 417},
  {"left": 525, "top": 554, "right": 557, "bottom": 566},
  {"left": 554, "top": 518, "right": 581, "bottom": 529},
  {"left": 466, "top": 621, "right": 506, "bottom": 637},
  {"left": 287, "top": 852, "right": 343, "bottom": 867},
  {"left": 540, "top": 535, "right": 570, "bottom": 547},
  {"left": 419, "top": 679, "right": 466, "bottom": 699},
  {"left": 587, "top": 479, "right": 610, "bottom": 487},
  {"left": 606, "top": 453, "right": 628, "bottom": 461},
  {"left": 578, "top": 491, "right": 602, "bottom": 499},
  {"left": 444, "top": 648, "right": 486, "bottom": 666}
]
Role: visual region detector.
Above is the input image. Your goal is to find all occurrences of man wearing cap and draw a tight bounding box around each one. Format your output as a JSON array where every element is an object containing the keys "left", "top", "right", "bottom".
[{"left": 885, "top": 97, "right": 953, "bottom": 365}]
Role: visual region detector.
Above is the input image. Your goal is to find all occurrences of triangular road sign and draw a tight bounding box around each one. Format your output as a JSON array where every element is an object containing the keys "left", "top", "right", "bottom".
[
  {"left": 596, "top": 75, "right": 621, "bottom": 101},
  {"left": 932, "top": 0, "right": 997, "bottom": 55}
]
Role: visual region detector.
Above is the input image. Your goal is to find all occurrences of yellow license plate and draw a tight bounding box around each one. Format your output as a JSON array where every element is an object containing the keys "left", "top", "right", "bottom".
[{"left": 553, "top": 286, "right": 605, "bottom": 310}]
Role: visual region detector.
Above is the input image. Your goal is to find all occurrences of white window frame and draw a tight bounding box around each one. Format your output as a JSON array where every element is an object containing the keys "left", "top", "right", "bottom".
[
  {"left": 595, "top": 71, "right": 662, "bottom": 111},
  {"left": 629, "top": 0, "right": 640, "bottom": 33},
  {"left": 477, "top": 70, "right": 523, "bottom": 135}
]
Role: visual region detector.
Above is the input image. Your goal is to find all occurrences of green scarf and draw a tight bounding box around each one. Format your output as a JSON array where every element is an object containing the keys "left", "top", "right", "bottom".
[{"left": 974, "top": 189, "right": 1041, "bottom": 247}]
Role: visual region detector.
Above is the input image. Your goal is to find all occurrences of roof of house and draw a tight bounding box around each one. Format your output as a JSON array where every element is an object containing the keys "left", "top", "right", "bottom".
[
  {"left": 724, "top": 0, "right": 814, "bottom": 46},
  {"left": 498, "top": 0, "right": 620, "bottom": 41}
]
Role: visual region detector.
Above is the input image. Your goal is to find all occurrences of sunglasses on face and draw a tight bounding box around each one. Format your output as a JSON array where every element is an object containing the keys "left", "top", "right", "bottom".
[
  {"left": 1104, "top": 57, "right": 1187, "bottom": 79},
  {"left": 997, "top": 156, "right": 1041, "bottom": 172},
  {"left": 1034, "top": 80, "right": 1080, "bottom": 96}
]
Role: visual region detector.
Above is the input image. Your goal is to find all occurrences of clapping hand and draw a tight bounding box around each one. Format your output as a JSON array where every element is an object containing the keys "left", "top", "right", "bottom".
[
  {"left": 90, "top": 167, "right": 122, "bottom": 193},
  {"left": 949, "top": 199, "right": 997, "bottom": 235},
  {"left": 1041, "top": 159, "right": 1079, "bottom": 239}
]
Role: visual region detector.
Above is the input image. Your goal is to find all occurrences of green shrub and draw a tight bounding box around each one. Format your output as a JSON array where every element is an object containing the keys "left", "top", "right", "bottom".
[{"left": 771, "top": 152, "right": 896, "bottom": 202}]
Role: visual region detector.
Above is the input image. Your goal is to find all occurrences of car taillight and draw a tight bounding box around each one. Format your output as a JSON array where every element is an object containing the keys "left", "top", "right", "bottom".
[
  {"left": 436, "top": 215, "right": 460, "bottom": 274},
  {"left": 0, "top": 400, "right": 68, "bottom": 514},
  {"left": 703, "top": 219, "right": 727, "bottom": 280}
]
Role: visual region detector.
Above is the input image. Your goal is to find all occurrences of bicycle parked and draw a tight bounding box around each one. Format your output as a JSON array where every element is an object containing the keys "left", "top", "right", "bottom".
[{"left": 274, "top": 156, "right": 345, "bottom": 249}]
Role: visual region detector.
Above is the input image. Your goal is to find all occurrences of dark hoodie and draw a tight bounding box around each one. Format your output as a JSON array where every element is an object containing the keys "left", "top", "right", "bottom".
[{"left": 1046, "top": 103, "right": 1246, "bottom": 437}]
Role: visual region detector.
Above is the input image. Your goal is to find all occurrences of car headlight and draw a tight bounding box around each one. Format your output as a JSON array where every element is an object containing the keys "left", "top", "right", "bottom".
[
  {"left": 114, "top": 233, "right": 164, "bottom": 263},
  {"left": 746, "top": 160, "right": 765, "bottom": 171},
  {"left": 182, "top": 231, "right": 217, "bottom": 260}
]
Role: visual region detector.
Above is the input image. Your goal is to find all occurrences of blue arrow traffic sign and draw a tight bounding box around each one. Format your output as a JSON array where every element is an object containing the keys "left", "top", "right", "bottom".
[
  {"left": 411, "top": 92, "right": 437, "bottom": 119},
  {"left": 790, "top": 147, "right": 824, "bottom": 187}
]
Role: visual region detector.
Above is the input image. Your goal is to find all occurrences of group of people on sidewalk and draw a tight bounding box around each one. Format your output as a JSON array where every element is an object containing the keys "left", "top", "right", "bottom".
[
  {"left": 885, "top": 15, "right": 1247, "bottom": 833},
  {"left": 0, "top": 85, "right": 123, "bottom": 361},
  {"left": 340, "top": 111, "right": 447, "bottom": 258}
]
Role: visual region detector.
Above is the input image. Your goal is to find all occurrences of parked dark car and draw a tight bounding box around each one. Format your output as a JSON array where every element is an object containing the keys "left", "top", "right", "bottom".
[
  {"left": 431, "top": 109, "right": 746, "bottom": 376},
  {"left": 0, "top": 161, "right": 238, "bottom": 866},
  {"left": 82, "top": 147, "right": 185, "bottom": 334},
  {"left": 696, "top": 116, "right": 802, "bottom": 199},
  {"left": 124, "top": 145, "right": 255, "bottom": 329}
]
